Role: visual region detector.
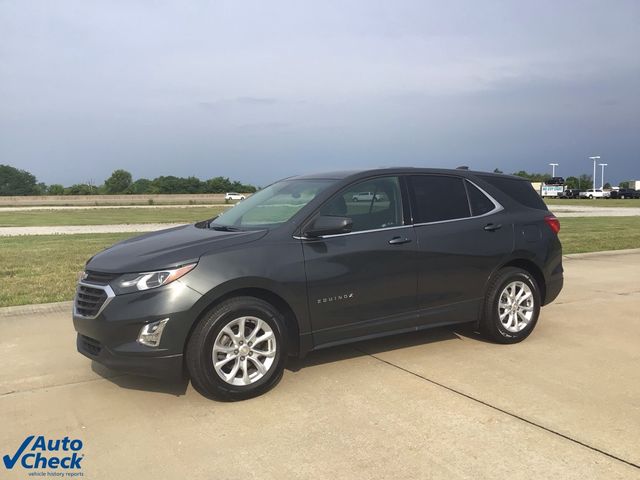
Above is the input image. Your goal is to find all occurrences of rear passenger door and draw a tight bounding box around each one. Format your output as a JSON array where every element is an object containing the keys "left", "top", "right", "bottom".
[{"left": 408, "top": 175, "right": 513, "bottom": 321}]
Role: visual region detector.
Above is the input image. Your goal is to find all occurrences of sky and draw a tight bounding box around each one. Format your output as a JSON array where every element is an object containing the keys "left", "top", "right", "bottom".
[{"left": 1, "top": 0, "right": 639, "bottom": 187}]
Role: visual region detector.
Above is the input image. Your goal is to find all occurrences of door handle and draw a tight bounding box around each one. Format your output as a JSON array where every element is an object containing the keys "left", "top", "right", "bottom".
[
  {"left": 484, "top": 223, "right": 502, "bottom": 232},
  {"left": 388, "top": 236, "right": 412, "bottom": 245}
]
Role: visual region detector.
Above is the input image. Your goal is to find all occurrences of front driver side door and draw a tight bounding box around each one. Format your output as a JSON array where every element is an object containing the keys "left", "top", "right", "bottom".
[{"left": 301, "top": 176, "right": 418, "bottom": 346}]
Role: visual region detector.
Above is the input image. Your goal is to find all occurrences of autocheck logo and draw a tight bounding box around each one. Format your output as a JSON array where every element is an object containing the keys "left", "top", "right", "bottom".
[{"left": 3, "top": 435, "right": 84, "bottom": 472}]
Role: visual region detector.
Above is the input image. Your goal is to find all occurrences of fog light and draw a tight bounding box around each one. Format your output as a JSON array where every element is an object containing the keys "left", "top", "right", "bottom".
[{"left": 137, "top": 318, "right": 169, "bottom": 347}]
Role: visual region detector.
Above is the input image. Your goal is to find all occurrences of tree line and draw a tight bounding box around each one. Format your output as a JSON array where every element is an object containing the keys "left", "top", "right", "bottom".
[
  {"left": 1, "top": 163, "right": 626, "bottom": 196},
  {"left": 0, "top": 165, "right": 257, "bottom": 196}
]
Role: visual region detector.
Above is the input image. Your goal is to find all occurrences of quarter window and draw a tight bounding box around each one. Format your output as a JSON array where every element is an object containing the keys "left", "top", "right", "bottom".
[
  {"left": 465, "top": 180, "right": 495, "bottom": 216},
  {"left": 319, "top": 176, "right": 404, "bottom": 232},
  {"left": 409, "top": 175, "right": 470, "bottom": 223},
  {"left": 478, "top": 175, "right": 547, "bottom": 210}
]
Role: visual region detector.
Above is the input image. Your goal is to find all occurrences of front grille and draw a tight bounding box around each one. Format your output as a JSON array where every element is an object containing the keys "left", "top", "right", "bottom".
[
  {"left": 83, "top": 270, "right": 119, "bottom": 285},
  {"left": 75, "top": 284, "right": 108, "bottom": 317},
  {"left": 79, "top": 335, "right": 102, "bottom": 356}
]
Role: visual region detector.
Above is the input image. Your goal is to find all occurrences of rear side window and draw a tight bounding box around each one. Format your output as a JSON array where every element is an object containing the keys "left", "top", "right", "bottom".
[
  {"left": 409, "top": 175, "right": 470, "bottom": 223},
  {"left": 465, "top": 180, "right": 495, "bottom": 216},
  {"left": 478, "top": 175, "right": 547, "bottom": 210}
]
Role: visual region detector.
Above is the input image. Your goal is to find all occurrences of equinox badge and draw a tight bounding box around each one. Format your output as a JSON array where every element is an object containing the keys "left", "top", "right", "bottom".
[{"left": 317, "top": 293, "right": 354, "bottom": 304}]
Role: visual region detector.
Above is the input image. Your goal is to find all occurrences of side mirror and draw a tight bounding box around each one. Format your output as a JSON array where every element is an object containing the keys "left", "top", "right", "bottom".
[{"left": 304, "top": 216, "right": 353, "bottom": 238}]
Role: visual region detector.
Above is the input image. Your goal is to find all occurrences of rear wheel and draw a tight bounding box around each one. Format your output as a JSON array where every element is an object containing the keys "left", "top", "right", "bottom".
[
  {"left": 480, "top": 267, "right": 541, "bottom": 344},
  {"left": 186, "top": 297, "right": 287, "bottom": 400}
]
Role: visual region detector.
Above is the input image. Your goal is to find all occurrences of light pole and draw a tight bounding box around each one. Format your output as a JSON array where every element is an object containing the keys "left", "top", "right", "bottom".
[
  {"left": 599, "top": 163, "right": 608, "bottom": 189},
  {"left": 589, "top": 155, "right": 601, "bottom": 190},
  {"left": 549, "top": 163, "right": 559, "bottom": 177}
]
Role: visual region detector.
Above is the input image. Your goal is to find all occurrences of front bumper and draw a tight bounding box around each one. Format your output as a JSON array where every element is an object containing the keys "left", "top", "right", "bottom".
[
  {"left": 76, "top": 334, "right": 184, "bottom": 378},
  {"left": 72, "top": 280, "right": 203, "bottom": 379}
]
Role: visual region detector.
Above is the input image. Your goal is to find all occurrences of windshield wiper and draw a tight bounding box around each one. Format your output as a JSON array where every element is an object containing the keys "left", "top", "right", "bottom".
[{"left": 209, "top": 224, "right": 242, "bottom": 232}]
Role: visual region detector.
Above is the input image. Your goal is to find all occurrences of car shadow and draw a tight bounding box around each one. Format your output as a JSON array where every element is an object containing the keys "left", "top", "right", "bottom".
[
  {"left": 90, "top": 322, "right": 481, "bottom": 397},
  {"left": 286, "top": 323, "right": 481, "bottom": 371},
  {"left": 90, "top": 362, "right": 190, "bottom": 396}
]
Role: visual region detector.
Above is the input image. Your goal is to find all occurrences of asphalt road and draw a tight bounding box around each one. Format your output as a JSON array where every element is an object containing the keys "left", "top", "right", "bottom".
[{"left": 1, "top": 250, "right": 639, "bottom": 479}]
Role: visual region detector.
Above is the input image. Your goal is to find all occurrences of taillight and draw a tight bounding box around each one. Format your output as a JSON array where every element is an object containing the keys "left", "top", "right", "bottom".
[{"left": 544, "top": 215, "right": 560, "bottom": 234}]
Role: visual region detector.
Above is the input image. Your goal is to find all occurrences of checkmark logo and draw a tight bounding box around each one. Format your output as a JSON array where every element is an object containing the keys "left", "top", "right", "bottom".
[{"left": 3, "top": 435, "right": 34, "bottom": 469}]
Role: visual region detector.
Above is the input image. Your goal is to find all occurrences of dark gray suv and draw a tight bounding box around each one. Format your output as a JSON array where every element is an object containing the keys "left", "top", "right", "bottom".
[{"left": 73, "top": 168, "right": 563, "bottom": 400}]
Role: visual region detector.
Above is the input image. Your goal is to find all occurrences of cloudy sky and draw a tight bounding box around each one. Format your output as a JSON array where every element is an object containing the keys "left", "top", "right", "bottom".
[{"left": 1, "top": 0, "right": 639, "bottom": 186}]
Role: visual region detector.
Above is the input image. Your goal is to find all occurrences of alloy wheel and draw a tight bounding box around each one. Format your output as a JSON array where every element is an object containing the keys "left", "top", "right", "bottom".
[
  {"left": 498, "top": 281, "right": 535, "bottom": 333},
  {"left": 212, "top": 316, "right": 277, "bottom": 386}
]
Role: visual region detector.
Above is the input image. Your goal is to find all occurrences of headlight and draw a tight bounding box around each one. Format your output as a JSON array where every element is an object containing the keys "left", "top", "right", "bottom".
[{"left": 114, "top": 263, "right": 197, "bottom": 294}]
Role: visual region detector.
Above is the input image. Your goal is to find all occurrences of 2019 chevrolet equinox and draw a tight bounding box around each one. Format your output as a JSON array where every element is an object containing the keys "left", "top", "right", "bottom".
[{"left": 73, "top": 168, "right": 563, "bottom": 400}]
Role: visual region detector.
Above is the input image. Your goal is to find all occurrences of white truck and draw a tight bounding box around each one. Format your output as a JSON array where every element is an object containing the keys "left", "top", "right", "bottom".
[{"left": 579, "top": 189, "right": 610, "bottom": 199}]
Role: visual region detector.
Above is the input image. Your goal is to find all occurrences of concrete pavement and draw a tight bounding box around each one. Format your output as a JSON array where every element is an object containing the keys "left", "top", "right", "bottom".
[{"left": 1, "top": 251, "right": 639, "bottom": 479}]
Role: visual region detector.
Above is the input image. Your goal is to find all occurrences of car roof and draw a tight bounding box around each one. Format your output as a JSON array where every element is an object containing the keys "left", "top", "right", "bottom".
[{"left": 291, "top": 167, "right": 526, "bottom": 182}]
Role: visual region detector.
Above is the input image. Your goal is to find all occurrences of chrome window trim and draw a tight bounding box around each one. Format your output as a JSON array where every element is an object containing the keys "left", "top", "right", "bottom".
[
  {"left": 294, "top": 176, "right": 504, "bottom": 240},
  {"left": 413, "top": 179, "right": 503, "bottom": 227},
  {"left": 467, "top": 178, "right": 504, "bottom": 213},
  {"left": 73, "top": 281, "right": 115, "bottom": 319},
  {"left": 294, "top": 224, "right": 412, "bottom": 240}
]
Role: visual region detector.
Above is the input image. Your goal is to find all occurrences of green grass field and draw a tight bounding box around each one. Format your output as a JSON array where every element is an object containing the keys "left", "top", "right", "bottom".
[
  {"left": 556, "top": 217, "right": 640, "bottom": 254},
  {"left": 0, "top": 233, "right": 134, "bottom": 307},
  {"left": 0, "top": 206, "right": 228, "bottom": 227},
  {"left": 545, "top": 199, "right": 639, "bottom": 208},
  {"left": 1, "top": 216, "right": 639, "bottom": 307}
]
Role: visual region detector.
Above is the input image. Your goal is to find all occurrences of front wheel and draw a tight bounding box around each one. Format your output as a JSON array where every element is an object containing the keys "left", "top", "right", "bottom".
[
  {"left": 480, "top": 267, "right": 541, "bottom": 344},
  {"left": 186, "top": 297, "right": 287, "bottom": 401}
]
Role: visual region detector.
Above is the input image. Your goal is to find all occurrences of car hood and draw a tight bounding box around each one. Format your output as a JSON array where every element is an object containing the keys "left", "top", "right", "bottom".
[{"left": 86, "top": 223, "right": 268, "bottom": 273}]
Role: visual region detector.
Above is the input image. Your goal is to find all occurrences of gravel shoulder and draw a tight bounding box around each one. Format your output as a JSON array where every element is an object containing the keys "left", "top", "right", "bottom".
[
  {"left": 0, "top": 204, "right": 229, "bottom": 211},
  {"left": 548, "top": 205, "right": 640, "bottom": 217},
  {"left": 0, "top": 223, "right": 185, "bottom": 236},
  {"left": 1, "top": 204, "right": 639, "bottom": 236}
]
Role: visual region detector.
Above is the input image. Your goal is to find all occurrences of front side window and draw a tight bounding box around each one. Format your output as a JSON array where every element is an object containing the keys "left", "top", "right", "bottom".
[
  {"left": 319, "top": 176, "right": 404, "bottom": 232},
  {"left": 409, "top": 175, "right": 470, "bottom": 223},
  {"left": 211, "top": 179, "right": 335, "bottom": 230}
]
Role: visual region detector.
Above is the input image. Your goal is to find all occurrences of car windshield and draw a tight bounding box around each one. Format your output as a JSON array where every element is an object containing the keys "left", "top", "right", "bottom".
[{"left": 211, "top": 178, "right": 335, "bottom": 230}]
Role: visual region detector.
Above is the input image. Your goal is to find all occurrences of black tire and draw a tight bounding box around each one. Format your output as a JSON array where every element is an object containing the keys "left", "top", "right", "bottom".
[
  {"left": 480, "top": 267, "right": 541, "bottom": 344},
  {"left": 186, "top": 296, "right": 287, "bottom": 401}
]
